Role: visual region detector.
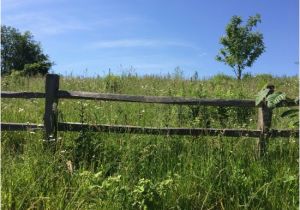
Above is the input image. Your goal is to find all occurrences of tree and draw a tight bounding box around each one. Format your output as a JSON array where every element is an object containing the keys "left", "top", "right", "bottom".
[
  {"left": 1, "top": 25, "right": 53, "bottom": 76},
  {"left": 216, "top": 14, "right": 265, "bottom": 80}
]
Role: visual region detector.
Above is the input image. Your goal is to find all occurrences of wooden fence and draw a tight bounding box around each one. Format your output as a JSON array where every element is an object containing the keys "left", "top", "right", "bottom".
[{"left": 1, "top": 74, "right": 299, "bottom": 156}]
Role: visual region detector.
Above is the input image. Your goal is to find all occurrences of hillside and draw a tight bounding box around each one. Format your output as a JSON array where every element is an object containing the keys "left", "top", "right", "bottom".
[{"left": 1, "top": 73, "right": 299, "bottom": 209}]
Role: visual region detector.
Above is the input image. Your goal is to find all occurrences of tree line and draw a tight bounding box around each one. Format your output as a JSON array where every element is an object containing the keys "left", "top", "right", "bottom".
[
  {"left": 1, "top": 14, "right": 264, "bottom": 79},
  {"left": 1, "top": 25, "right": 53, "bottom": 76}
]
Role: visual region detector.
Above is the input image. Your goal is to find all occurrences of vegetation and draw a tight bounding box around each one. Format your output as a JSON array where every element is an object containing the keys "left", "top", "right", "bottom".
[
  {"left": 1, "top": 25, "right": 53, "bottom": 76},
  {"left": 216, "top": 14, "right": 265, "bottom": 80},
  {"left": 1, "top": 73, "right": 299, "bottom": 209},
  {"left": 256, "top": 85, "right": 299, "bottom": 126}
]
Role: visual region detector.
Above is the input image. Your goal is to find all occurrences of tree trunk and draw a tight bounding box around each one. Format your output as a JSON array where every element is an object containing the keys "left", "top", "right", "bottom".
[{"left": 237, "top": 66, "right": 242, "bottom": 80}]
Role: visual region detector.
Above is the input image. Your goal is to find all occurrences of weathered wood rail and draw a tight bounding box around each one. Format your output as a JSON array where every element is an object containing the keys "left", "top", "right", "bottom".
[
  {"left": 2, "top": 122, "right": 297, "bottom": 138},
  {"left": 2, "top": 90, "right": 297, "bottom": 107},
  {"left": 1, "top": 74, "right": 299, "bottom": 156}
]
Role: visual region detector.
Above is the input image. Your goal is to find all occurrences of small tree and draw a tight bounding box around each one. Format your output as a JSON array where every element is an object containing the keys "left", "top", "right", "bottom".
[
  {"left": 216, "top": 14, "right": 265, "bottom": 80},
  {"left": 1, "top": 25, "right": 53, "bottom": 76}
]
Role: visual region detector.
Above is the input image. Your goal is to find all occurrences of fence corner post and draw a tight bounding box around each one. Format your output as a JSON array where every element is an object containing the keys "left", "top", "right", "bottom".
[
  {"left": 257, "top": 84, "right": 274, "bottom": 157},
  {"left": 44, "top": 74, "right": 60, "bottom": 142}
]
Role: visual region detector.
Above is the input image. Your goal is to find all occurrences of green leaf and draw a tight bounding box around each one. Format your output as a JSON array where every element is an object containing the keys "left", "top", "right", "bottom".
[
  {"left": 281, "top": 109, "right": 299, "bottom": 118},
  {"left": 266, "top": 92, "right": 286, "bottom": 108},
  {"left": 293, "top": 121, "right": 299, "bottom": 127},
  {"left": 255, "top": 88, "right": 270, "bottom": 106},
  {"left": 288, "top": 114, "right": 298, "bottom": 118}
]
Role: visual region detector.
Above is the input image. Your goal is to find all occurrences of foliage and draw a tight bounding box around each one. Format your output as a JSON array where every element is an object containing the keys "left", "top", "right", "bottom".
[
  {"left": 281, "top": 107, "right": 299, "bottom": 127},
  {"left": 131, "top": 177, "right": 174, "bottom": 209},
  {"left": 281, "top": 108, "right": 298, "bottom": 118},
  {"left": 1, "top": 25, "right": 53, "bottom": 76},
  {"left": 266, "top": 92, "right": 286, "bottom": 108},
  {"left": 255, "top": 85, "right": 296, "bottom": 108},
  {"left": 1, "top": 74, "right": 299, "bottom": 209},
  {"left": 216, "top": 14, "right": 265, "bottom": 80},
  {"left": 256, "top": 85, "right": 299, "bottom": 128},
  {"left": 104, "top": 74, "right": 123, "bottom": 93},
  {"left": 211, "top": 73, "right": 235, "bottom": 83},
  {"left": 22, "top": 62, "right": 52, "bottom": 76},
  {"left": 255, "top": 87, "right": 271, "bottom": 106}
]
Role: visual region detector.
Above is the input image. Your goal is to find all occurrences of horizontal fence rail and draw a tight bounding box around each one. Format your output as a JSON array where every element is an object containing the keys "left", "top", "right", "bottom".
[
  {"left": 1, "top": 91, "right": 45, "bottom": 98},
  {"left": 2, "top": 90, "right": 299, "bottom": 107},
  {"left": 58, "top": 123, "right": 299, "bottom": 138},
  {"left": 1, "top": 122, "right": 44, "bottom": 131},
  {"left": 59, "top": 122, "right": 263, "bottom": 137},
  {"left": 1, "top": 122, "right": 298, "bottom": 138},
  {"left": 58, "top": 91, "right": 256, "bottom": 107}
]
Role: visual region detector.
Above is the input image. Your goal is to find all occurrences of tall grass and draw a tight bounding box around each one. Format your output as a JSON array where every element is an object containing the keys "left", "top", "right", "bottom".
[{"left": 1, "top": 73, "right": 299, "bottom": 209}]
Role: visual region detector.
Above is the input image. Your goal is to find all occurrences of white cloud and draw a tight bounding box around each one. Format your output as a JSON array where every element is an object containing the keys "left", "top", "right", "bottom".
[
  {"left": 2, "top": 0, "right": 56, "bottom": 10},
  {"left": 89, "top": 39, "right": 201, "bottom": 50},
  {"left": 3, "top": 10, "right": 142, "bottom": 36},
  {"left": 4, "top": 12, "right": 90, "bottom": 35},
  {"left": 92, "top": 39, "right": 158, "bottom": 48}
]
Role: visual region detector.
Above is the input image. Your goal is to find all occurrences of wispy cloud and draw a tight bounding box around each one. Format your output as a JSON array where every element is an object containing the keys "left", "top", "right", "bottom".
[
  {"left": 2, "top": 0, "right": 60, "bottom": 10},
  {"left": 89, "top": 39, "right": 201, "bottom": 50},
  {"left": 3, "top": 10, "right": 142, "bottom": 36},
  {"left": 3, "top": 12, "right": 89, "bottom": 35}
]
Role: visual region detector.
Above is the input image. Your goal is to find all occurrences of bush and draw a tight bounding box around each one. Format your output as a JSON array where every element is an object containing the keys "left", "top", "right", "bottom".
[
  {"left": 23, "top": 61, "right": 52, "bottom": 76},
  {"left": 211, "top": 73, "right": 235, "bottom": 82}
]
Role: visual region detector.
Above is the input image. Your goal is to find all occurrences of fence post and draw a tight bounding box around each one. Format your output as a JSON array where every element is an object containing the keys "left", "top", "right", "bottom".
[
  {"left": 257, "top": 84, "right": 274, "bottom": 157},
  {"left": 44, "top": 74, "right": 59, "bottom": 141}
]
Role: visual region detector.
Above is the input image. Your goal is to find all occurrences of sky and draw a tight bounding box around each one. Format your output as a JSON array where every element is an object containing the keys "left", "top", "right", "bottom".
[{"left": 2, "top": 0, "right": 299, "bottom": 78}]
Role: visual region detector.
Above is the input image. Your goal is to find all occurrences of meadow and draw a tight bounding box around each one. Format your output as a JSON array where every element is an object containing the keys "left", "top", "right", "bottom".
[{"left": 1, "top": 72, "right": 299, "bottom": 209}]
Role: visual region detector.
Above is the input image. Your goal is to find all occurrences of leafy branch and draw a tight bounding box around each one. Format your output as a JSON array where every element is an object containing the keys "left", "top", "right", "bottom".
[{"left": 256, "top": 85, "right": 299, "bottom": 127}]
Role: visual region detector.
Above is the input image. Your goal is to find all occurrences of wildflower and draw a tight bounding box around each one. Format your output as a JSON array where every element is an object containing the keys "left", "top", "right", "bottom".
[{"left": 18, "top": 108, "right": 24, "bottom": 112}]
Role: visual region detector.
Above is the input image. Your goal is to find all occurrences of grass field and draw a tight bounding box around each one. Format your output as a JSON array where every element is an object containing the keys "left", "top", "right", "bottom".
[{"left": 1, "top": 73, "right": 299, "bottom": 209}]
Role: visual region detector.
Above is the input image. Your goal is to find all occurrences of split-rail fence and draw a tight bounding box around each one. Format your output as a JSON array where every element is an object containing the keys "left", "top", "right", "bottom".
[{"left": 1, "top": 74, "right": 299, "bottom": 156}]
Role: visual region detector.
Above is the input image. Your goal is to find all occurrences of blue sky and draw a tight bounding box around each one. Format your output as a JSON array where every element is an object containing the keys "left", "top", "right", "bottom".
[{"left": 2, "top": 0, "right": 299, "bottom": 78}]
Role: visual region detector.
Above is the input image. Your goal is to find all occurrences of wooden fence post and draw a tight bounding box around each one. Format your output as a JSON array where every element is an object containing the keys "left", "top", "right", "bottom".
[
  {"left": 44, "top": 74, "right": 59, "bottom": 141},
  {"left": 257, "top": 84, "right": 274, "bottom": 157}
]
